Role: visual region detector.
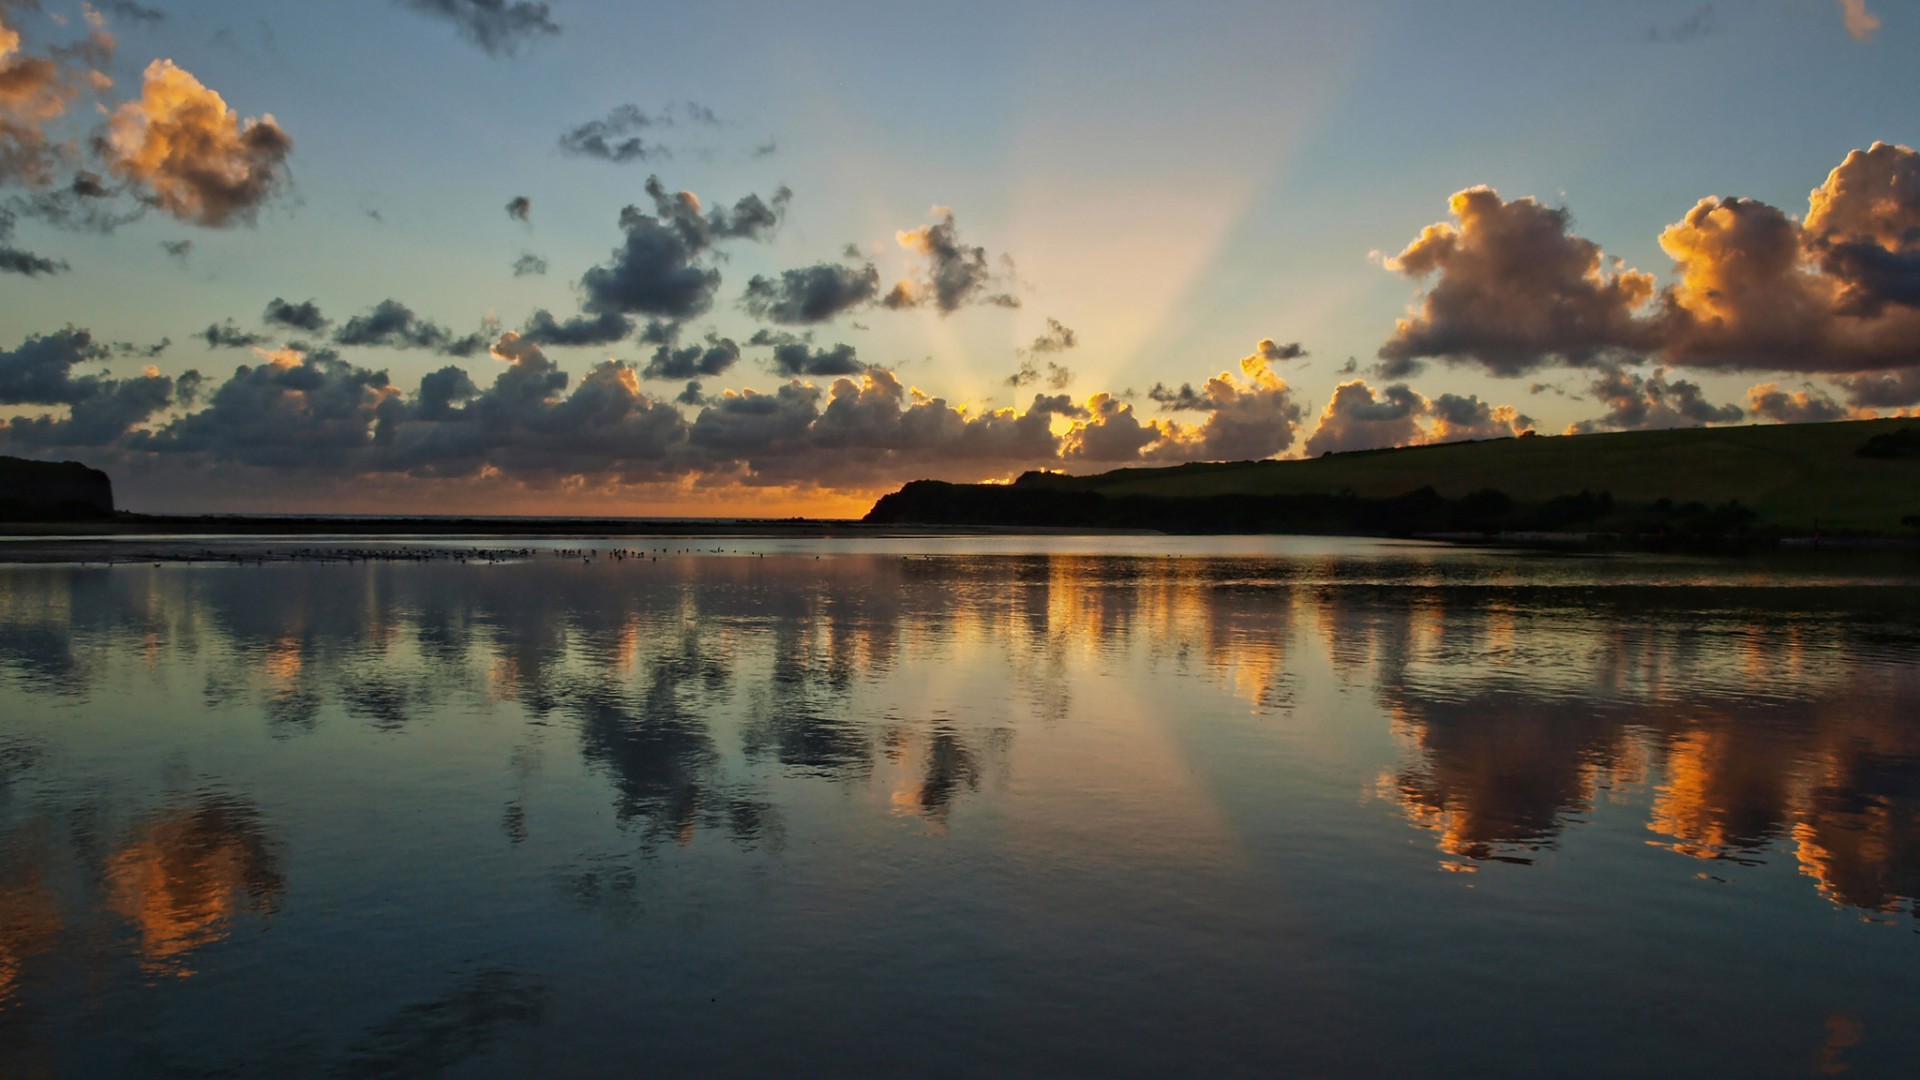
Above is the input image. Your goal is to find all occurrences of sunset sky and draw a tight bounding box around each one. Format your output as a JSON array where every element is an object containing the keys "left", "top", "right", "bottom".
[{"left": 1, "top": 0, "right": 1916, "bottom": 516}]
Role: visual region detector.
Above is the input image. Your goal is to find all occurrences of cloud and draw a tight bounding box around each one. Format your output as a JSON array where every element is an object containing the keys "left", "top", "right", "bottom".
[
  {"left": 0, "top": 207, "right": 63, "bottom": 275},
  {"left": 1836, "top": 0, "right": 1879, "bottom": 42},
  {"left": 642, "top": 335, "right": 740, "bottom": 381},
  {"left": 512, "top": 252, "right": 547, "bottom": 277},
  {"left": 1383, "top": 143, "right": 1920, "bottom": 382},
  {"left": 1006, "top": 360, "right": 1073, "bottom": 391},
  {"left": 1746, "top": 382, "right": 1849, "bottom": 423},
  {"left": 505, "top": 194, "right": 530, "bottom": 222},
  {"left": 1022, "top": 317, "right": 1077, "bottom": 356},
  {"left": 578, "top": 177, "right": 788, "bottom": 324},
  {"left": 769, "top": 342, "right": 864, "bottom": 378},
  {"left": 0, "top": 326, "right": 179, "bottom": 446},
  {"left": 201, "top": 320, "right": 267, "bottom": 349},
  {"left": 1304, "top": 381, "right": 1428, "bottom": 456},
  {"left": 1379, "top": 187, "right": 1656, "bottom": 376},
  {"left": 0, "top": 6, "right": 109, "bottom": 189},
  {"left": 104, "top": 2, "right": 165, "bottom": 24},
  {"left": 263, "top": 297, "right": 329, "bottom": 333},
  {"left": 103, "top": 59, "right": 293, "bottom": 227},
  {"left": 393, "top": 0, "right": 557, "bottom": 56},
  {"left": 333, "top": 300, "right": 482, "bottom": 355},
  {"left": 1648, "top": 4, "right": 1716, "bottom": 43},
  {"left": 1303, "top": 379, "right": 1532, "bottom": 455},
  {"left": 159, "top": 237, "right": 190, "bottom": 264},
  {"left": 519, "top": 309, "right": 632, "bottom": 347},
  {"left": 742, "top": 262, "right": 880, "bottom": 324},
  {"left": 884, "top": 207, "right": 1019, "bottom": 314},
  {"left": 1565, "top": 367, "right": 1743, "bottom": 433},
  {"left": 40, "top": 334, "right": 1339, "bottom": 496},
  {"left": 1837, "top": 367, "right": 1920, "bottom": 408}
]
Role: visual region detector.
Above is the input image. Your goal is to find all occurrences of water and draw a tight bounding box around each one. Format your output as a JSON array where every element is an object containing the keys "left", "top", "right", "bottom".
[{"left": 1, "top": 538, "right": 1916, "bottom": 1077}]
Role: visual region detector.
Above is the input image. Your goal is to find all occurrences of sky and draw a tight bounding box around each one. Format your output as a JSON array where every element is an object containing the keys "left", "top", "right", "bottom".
[{"left": 1, "top": 0, "right": 1917, "bottom": 517}]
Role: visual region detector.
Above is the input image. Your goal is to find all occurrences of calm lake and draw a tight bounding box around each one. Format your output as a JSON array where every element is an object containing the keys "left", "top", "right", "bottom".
[{"left": 2, "top": 536, "right": 1917, "bottom": 1077}]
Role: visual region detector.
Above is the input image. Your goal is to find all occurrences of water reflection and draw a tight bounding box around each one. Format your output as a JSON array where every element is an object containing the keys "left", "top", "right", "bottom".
[{"left": 1, "top": 549, "right": 1918, "bottom": 1070}]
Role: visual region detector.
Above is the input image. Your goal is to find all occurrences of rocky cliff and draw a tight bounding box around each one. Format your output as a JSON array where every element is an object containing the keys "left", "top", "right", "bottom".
[{"left": 0, "top": 456, "right": 116, "bottom": 520}]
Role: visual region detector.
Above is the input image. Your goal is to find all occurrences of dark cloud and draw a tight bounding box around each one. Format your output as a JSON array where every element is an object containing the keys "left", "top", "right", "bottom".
[
  {"left": 769, "top": 342, "right": 864, "bottom": 378},
  {"left": 0, "top": 209, "right": 65, "bottom": 276},
  {"left": 520, "top": 309, "right": 633, "bottom": 348},
  {"left": 0, "top": 327, "right": 179, "bottom": 446},
  {"left": 263, "top": 297, "right": 329, "bottom": 333},
  {"left": 747, "top": 328, "right": 808, "bottom": 349},
  {"left": 104, "top": 1, "right": 165, "bottom": 23},
  {"left": 505, "top": 194, "right": 530, "bottom": 223},
  {"left": 558, "top": 106, "right": 662, "bottom": 163},
  {"left": 1746, "top": 382, "right": 1849, "bottom": 423},
  {"left": 642, "top": 336, "right": 740, "bottom": 381},
  {"left": 137, "top": 345, "right": 410, "bottom": 467},
  {"left": 676, "top": 380, "right": 707, "bottom": 406},
  {"left": 1007, "top": 360, "right": 1073, "bottom": 391},
  {"left": 104, "top": 60, "right": 293, "bottom": 228},
  {"left": 1428, "top": 393, "right": 1534, "bottom": 442},
  {"left": 884, "top": 208, "right": 1019, "bottom": 314},
  {"left": 512, "top": 252, "right": 548, "bottom": 277},
  {"left": 333, "top": 300, "right": 481, "bottom": 356},
  {"left": 393, "top": 0, "right": 558, "bottom": 56},
  {"left": 1022, "top": 318, "right": 1077, "bottom": 356},
  {"left": 160, "top": 237, "right": 191, "bottom": 263},
  {"left": 201, "top": 320, "right": 268, "bottom": 349},
  {"left": 742, "top": 262, "right": 880, "bottom": 324},
  {"left": 1838, "top": 367, "right": 1920, "bottom": 408},
  {"left": 415, "top": 364, "right": 478, "bottom": 421},
  {"left": 1565, "top": 368, "right": 1743, "bottom": 434},
  {"left": 578, "top": 177, "right": 788, "bottom": 324},
  {"left": 1647, "top": 4, "right": 1716, "bottom": 42}
]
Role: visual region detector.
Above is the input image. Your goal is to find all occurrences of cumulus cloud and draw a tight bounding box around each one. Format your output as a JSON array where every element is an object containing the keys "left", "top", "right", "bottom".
[
  {"left": 519, "top": 308, "right": 632, "bottom": 348},
  {"left": 201, "top": 320, "right": 267, "bottom": 349},
  {"left": 505, "top": 194, "right": 530, "bottom": 222},
  {"left": 577, "top": 176, "right": 789, "bottom": 326},
  {"left": 769, "top": 341, "right": 864, "bottom": 378},
  {"left": 394, "top": 0, "right": 557, "bottom": 56},
  {"left": 0, "top": 207, "right": 63, "bottom": 274},
  {"left": 1379, "top": 187, "right": 1656, "bottom": 376},
  {"left": 1303, "top": 379, "right": 1533, "bottom": 456},
  {"left": 742, "top": 261, "right": 880, "bottom": 324},
  {"left": 1564, "top": 367, "right": 1743, "bottom": 434},
  {"left": 884, "top": 207, "right": 1019, "bottom": 314},
  {"left": 1836, "top": 0, "right": 1879, "bottom": 42},
  {"left": 333, "top": 300, "right": 483, "bottom": 355},
  {"left": 1304, "top": 381, "right": 1428, "bottom": 456},
  {"left": 642, "top": 335, "right": 740, "bottom": 381},
  {"left": 103, "top": 59, "right": 292, "bottom": 227},
  {"left": 263, "top": 297, "right": 328, "bottom": 333},
  {"left": 1383, "top": 143, "right": 1920, "bottom": 388},
  {"left": 1747, "top": 381, "right": 1850, "bottom": 423},
  {"left": 512, "top": 252, "right": 547, "bottom": 277},
  {"left": 36, "top": 332, "right": 1342, "bottom": 495},
  {"left": 0, "top": 326, "right": 180, "bottom": 446},
  {"left": 0, "top": 6, "right": 110, "bottom": 189},
  {"left": 1837, "top": 367, "right": 1920, "bottom": 408}
]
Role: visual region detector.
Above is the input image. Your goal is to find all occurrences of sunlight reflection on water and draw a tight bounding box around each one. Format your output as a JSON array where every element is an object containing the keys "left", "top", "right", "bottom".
[{"left": 1, "top": 539, "right": 1917, "bottom": 1075}]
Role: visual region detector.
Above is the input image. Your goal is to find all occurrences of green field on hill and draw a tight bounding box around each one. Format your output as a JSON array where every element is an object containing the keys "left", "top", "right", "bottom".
[{"left": 1036, "top": 418, "right": 1920, "bottom": 534}]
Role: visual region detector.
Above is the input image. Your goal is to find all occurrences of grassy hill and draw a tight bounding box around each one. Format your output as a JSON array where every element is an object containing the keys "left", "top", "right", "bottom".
[{"left": 868, "top": 419, "right": 1920, "bottom": 537}]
